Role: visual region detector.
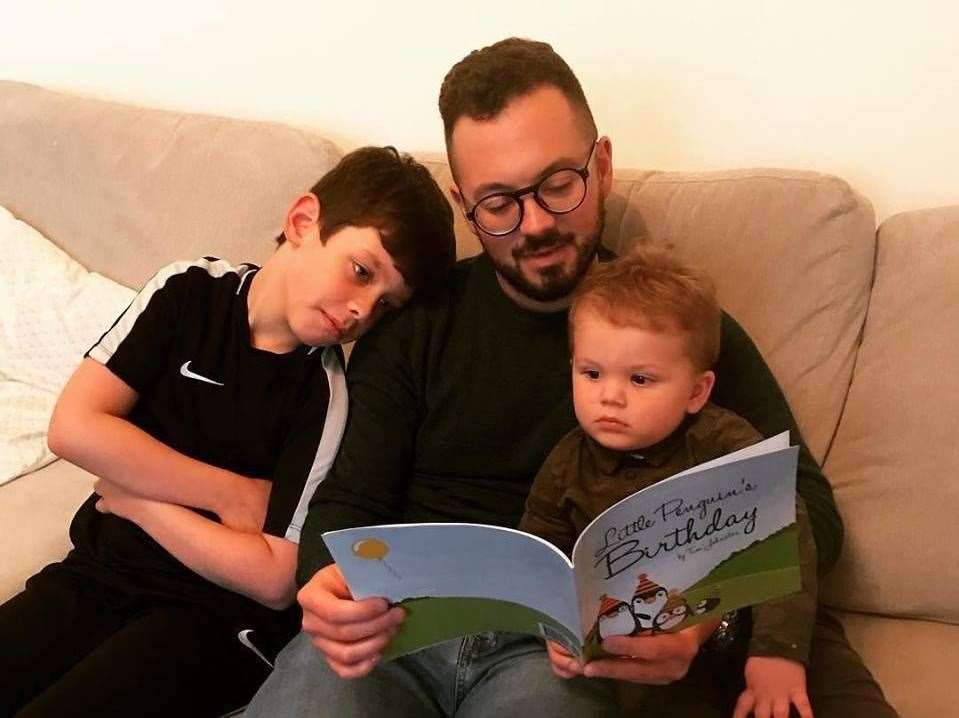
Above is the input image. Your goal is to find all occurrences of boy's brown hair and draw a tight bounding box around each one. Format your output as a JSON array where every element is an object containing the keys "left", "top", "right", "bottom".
[
  {"left": 278, "top": 146, "right": 455, "bottom": 294},
  {"left": 438, "top": 38, "right": 597, "bottom": 163},
  {"left": 569, "top": 246, "right": 721, "bottom": 370}
]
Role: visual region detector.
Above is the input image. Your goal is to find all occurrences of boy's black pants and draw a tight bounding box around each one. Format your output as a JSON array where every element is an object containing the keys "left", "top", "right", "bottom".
[{"left": 0, "top": 566, "right": 271, "bottom": 718}]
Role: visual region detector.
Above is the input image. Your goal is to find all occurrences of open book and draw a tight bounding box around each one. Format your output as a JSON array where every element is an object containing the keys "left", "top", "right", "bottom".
[{"left": 323, "top": 432, "right": 800, "bottom": 661}]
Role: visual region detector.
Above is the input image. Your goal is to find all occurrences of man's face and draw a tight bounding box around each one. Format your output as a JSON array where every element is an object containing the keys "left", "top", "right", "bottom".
[{"left": 449, "top": 86, "right": 613, "bottom": 309}]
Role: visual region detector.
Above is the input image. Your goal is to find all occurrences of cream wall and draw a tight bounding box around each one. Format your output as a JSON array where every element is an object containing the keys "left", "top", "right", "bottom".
[{"left": 2, "top": 1, "right": 956, "bottom": 221}]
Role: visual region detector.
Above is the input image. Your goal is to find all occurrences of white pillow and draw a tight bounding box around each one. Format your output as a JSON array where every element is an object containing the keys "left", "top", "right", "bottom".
[{"left": 0, "top": 206, "right": 135, "bottom": 484}]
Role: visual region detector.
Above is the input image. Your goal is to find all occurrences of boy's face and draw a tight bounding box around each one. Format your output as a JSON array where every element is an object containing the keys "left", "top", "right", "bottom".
[
  {"left": 571, "top": 307, "right": 714, "bottom": 452},
  {"left": 285, "top": 223, "right": 412, "bottom": 347}
]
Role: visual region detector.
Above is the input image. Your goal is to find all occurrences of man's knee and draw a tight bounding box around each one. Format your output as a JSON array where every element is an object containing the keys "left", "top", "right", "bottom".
[{"left": 247, "top": 632, "right": 441, "bottom": 718}]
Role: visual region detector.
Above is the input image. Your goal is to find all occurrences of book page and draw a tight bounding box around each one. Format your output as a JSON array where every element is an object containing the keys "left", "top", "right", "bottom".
[
  {"left": 668, "top": 430, "right": 791, "bottom": 479},
  {"left": 324, "top": 523, "right": 583, "bottom": 657}
]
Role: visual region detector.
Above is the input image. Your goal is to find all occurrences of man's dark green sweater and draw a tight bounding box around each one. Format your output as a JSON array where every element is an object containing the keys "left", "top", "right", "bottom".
[{"left": 297, "top": 252, "right": 842, "bottom": 586}]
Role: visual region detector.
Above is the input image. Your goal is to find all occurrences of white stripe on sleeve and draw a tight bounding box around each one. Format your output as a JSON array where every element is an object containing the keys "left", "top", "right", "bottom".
[
  {"left": 284, "top": 346, "right": 349, "bottom": 543},
  {"left": 87, "top": 258, "right": 241, "bottom": 365}
]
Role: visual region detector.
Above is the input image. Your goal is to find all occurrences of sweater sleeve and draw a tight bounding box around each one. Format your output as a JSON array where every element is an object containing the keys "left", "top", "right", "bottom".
[
  {"left": 295, "top": 310, "right": 422, "bottom": 587},
  {"left": 518, "top": 434, "right": 579, "bottom": 557},
  {"left": 748, "top": 495, "right": 819, "bottom": 664},
  {"left": 711, "top": 312, "right": 843, "bottom": 572}
]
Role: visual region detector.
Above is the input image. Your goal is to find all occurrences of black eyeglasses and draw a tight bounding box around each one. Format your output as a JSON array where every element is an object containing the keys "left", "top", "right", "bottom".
[{"left": 465, "top": 141, "right": 598, "bottom": 236}]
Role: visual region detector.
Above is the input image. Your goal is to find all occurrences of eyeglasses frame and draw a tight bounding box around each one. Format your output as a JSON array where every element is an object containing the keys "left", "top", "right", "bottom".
[{"left": 464, "top": 140, "right": 600, "bottom": 237}]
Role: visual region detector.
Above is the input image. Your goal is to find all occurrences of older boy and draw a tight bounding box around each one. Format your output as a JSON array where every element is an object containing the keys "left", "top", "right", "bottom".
[
  {"left": 520, "top": 249, "right": 817, "bottom": 718},
  {"left": 0, "top": 146, "right": 455, "bottom": 717}
]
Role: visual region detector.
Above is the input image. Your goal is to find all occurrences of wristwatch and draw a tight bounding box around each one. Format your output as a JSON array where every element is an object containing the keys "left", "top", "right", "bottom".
[{"left": 703, "top": 610, "right": 741, "bottom": 653}]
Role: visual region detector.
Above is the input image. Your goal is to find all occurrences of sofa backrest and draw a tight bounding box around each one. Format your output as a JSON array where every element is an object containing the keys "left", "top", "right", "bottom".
[
  {"left": 821, "top": 206, "right": 959, "bottom": 624},
  {"left": 1, "top": 79, "right": 877, "bottom": 474},
  {"left": 0, "top": 81, "right": 341, "bottom": 289}
]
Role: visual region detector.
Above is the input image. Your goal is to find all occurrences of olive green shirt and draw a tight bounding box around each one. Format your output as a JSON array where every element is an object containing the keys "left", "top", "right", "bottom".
[{"left": 519, "top": 402, "right": 817, "bottom": 664}]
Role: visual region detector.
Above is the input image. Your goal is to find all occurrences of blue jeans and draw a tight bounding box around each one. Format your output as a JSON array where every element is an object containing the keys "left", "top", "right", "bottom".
[{"left": 246, "top": 631, "right": 618, "bottom": 717}]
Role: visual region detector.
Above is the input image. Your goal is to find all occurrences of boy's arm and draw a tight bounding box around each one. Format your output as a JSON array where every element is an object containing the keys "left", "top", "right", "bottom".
[
  {"left": 712, "top": 311, "right": 843, "bottom": 572},
  {"left": 48, "top": 358, "right": 270, "bottom": 532},
  {"left": 94, "top": 478, "right": 297, "bottom": 609},
  {"left": 748, "top": 495, "right": 819, "bottom": 664}
]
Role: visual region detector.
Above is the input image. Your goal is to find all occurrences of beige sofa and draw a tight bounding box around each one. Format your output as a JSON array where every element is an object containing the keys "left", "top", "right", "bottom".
[{"left": 1, "top": 80, "right": 956, "bottom": 717}]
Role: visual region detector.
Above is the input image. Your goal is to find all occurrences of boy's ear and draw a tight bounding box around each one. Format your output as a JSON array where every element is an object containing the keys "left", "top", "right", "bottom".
[
  {"left": 283, "top": 192, "right": 322, "bottom": 248},
  {"left": 686, "top": 369, "right": 716, "bottom": 414}
]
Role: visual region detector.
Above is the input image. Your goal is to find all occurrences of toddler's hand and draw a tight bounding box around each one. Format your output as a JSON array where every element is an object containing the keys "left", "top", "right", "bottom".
[
  {"left": 733, "top": 656, "right": 813, "bottom": 718},
  {"left": 545, "top": 640, "right": 582, "bottom": 679}
]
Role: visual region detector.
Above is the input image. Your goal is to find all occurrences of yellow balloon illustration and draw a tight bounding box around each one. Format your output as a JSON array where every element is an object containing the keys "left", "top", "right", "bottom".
[
  {"left": 352, "top": 538, "right": 390, "bottom": 561},
  {"left": 351, "top": 537, "right": 401, "bottom": 579}
]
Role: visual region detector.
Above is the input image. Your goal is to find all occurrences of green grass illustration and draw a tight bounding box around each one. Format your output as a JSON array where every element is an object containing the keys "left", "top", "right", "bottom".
[{"left": 385, "top": 596, "right": 579, "bottom": 660}]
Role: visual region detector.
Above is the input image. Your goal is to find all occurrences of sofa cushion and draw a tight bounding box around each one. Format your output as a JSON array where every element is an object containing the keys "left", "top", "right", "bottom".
[
  {"left": 822, "top": 206, "right": 959, "bottom": 624},
  {"left": 836, "top": 609, "right": 959, "bottom": 718},
  {"left": 611, "top": 170, "right": 876, "bottom": 464},
  {"left": 0, "top": 459, "right": 95, "bottom": 601},
  {"left": 0, "top": 81, "right": 341, "bottom": 289}
]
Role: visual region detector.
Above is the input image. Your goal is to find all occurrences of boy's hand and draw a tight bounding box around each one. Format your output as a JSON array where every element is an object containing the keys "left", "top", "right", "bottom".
[
  {"left": 297, "top": 564, "right": 405, "bottom": 679},
  {"left": 732, "top": 656, "right": 813, "bottom": 718},
  {"left": 94, "top": 478, "right": 158, "bottom": 520},
  {"left": 546, "top": 640, "right": 583, "bottom": 679},
  {"left": 216, "top": 476, "right": 272, "bottom": 533}
]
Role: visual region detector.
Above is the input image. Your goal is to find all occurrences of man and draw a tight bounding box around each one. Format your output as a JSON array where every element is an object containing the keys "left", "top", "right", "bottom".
[{"left": 248, "top": 38, "right": 897, "bottom": 717}]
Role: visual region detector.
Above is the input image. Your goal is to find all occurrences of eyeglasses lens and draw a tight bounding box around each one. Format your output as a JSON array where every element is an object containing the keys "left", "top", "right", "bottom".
[{"left": 474, "top": 169, "right": 587, "bottom": 235}]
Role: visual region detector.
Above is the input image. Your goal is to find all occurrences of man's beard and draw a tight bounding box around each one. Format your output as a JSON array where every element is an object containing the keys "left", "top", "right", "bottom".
[{"left": 490, "top": 206, "right": 606, "bottom": 303}]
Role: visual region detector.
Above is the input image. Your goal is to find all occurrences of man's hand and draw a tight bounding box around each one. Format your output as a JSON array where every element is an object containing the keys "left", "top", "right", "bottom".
[
  {"left": 216, "top": 476, "right": 272, "bottom": 533},
  {"left": 583, "top": 617, "right": 719, "bottom": 684},
  {"left": 732, "top": 656, "right": 813, "bottom": 718},
  {"left": 546, "top": 640, "right": 583, "bottom": 679},
  {"left": 297, "top": 564, "right": 406, "bottom": 679}
]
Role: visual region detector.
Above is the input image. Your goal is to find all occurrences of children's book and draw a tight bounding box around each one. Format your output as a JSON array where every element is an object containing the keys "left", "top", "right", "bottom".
[{"left": 323, "top": 432, "right": 800, "bottom": 661}]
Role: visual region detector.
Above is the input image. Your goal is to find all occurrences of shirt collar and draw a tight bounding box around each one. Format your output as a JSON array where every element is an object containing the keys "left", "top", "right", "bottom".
[{"left": 584, "top": 413, "right": 696, "bottom": 475}]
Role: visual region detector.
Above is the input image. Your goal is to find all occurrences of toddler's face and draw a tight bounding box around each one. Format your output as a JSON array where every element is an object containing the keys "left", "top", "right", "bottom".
[{"left": 571, "top": 308, "right": 713, "bottom": 452}]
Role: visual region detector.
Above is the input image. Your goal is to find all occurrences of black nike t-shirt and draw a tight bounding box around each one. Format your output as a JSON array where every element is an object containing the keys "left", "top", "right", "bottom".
[{"left": 65, "top": 258, "right": 346, "bottom": 639}]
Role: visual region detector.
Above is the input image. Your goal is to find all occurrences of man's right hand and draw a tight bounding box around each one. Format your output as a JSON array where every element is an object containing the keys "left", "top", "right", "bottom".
[{"left": 297, "top": 564, "right": 406, "bottom": 678}]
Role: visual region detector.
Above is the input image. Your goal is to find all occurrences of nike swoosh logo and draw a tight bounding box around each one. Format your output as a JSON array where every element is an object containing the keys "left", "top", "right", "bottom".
[
  {"left": 237, "top": 629, "right": 273, "bottom": 668},
  {"left": 180, "top": 361, "right": 224, "bottom": 386}
]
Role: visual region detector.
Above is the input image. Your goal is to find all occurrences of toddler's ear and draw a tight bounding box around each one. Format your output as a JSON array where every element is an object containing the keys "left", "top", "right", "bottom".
[
  {"left": 282, "top": 192, "right": 322, "bottom": 247},
  {"left": 686, "top": 370, "right": 716, "bottom": 414}
]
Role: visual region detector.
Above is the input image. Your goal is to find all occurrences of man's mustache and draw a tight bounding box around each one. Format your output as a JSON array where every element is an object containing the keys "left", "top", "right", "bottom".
[{"left": 513, "top": 231, "right": 574, "bottom": 259}]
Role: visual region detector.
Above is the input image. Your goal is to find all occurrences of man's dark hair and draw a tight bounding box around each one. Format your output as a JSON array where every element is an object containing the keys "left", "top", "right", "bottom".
[
  {"left": 438, "top": 37, "right": 597, "bottom": 154},
  {"left": 279, "top": 146, "right": 456, "bottom": 293}
]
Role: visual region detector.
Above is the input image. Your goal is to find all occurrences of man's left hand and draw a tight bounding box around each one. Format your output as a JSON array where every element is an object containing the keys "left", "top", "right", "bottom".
[{"left": 584, "top": 617, "right": 719, "bottom": 684}]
